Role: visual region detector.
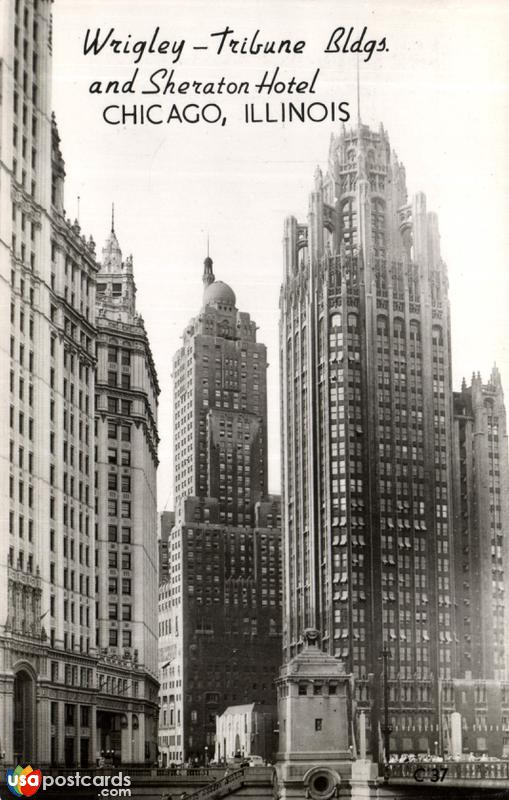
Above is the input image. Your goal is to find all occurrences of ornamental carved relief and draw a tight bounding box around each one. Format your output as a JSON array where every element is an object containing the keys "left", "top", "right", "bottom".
[{"left": 5, "top": 567, "right": 43, "bottom": 640}]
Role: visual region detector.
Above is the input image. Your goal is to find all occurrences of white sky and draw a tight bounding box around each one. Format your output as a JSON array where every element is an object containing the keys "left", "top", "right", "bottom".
[{"left": 50, "top": 0, "right": 509, "bottom": 510}]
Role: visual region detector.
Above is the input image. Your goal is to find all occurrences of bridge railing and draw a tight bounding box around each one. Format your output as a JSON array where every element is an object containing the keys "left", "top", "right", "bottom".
[
  {"left": 385, "top": 760, "right": 509, "bottom": 782},
  {"left": 167, "top": 768, "right": 245, "bottom": 800},
  {"left": 41, "top": 766, "right": 220, "bottom": 779}
]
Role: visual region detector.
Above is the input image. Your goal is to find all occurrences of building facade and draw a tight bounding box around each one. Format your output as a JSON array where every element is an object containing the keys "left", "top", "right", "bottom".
[
  {"left": 158, "top": 577, "right": 179, "bottom": 767},
  {"left": 159, "top": 510, "right": 175, "bottom": 585},
  {"left": 165, "top": 259, "right": 282, "bottom": 763},
  {"left": 0, "top": 0, "right": 99, "bottom": 767},
  {"left": 215, "top": 703, "right": 276, "bottom": 763},
  {"left": 0, "top": 0, "right": 159, "bottom": 766},
  {"left": 452, "top": 369, "right": 509, "bottom": 682},
  {"left": 280, "top": 120, "right": 456, "bottom": 756},
  {"left": 95, "top": 224, "right": 160, "bottom": 763}
]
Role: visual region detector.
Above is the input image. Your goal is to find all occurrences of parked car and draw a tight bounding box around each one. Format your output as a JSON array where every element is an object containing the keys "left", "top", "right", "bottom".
[
  {"left": 248, "top": 755, "right": 265, "bottom": 767},
  {"left": 227, "top": 753, "right": 250, "bottom": 768}
]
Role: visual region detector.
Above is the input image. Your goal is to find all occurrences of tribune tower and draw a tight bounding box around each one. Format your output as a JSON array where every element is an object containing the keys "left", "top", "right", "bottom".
[{"left": 280, "top": 120, "right": 454, "bottom": 756}]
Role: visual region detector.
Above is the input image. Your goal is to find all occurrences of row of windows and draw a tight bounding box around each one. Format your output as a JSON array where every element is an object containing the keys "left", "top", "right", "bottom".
[
  {"left": 108, "top": 577, "right": 132, "bottom": 595},
  {"left": 107, "top": 473, "right": 131, "bottom": 492},
  {"left": 108, "top": 629, "right": 132, "bottom": 647}
]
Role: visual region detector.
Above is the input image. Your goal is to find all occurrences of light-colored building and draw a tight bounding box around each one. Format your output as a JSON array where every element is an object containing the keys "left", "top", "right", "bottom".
[
  {"left": 0, "top": 0, "right": 98, "bottom": 767},
  {"left": 158, "top": 579, "right": 181, "bottom": 766},
  {"left": 0, "top": 0, "right": 159, "bottom": 766},
  {"left": 95, "top": 222, "right": 160, "bottom": 763},
  {"left": 215, "top": 703, "right": 276, "bottom": 763},
  {"left": 275, "top": 629, "right": 355, "bottom": 798}
]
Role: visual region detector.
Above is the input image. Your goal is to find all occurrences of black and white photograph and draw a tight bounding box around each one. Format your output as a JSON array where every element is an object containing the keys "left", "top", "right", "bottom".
[{"left": 0, "top": 1, "right": 508, "bottom": 798}]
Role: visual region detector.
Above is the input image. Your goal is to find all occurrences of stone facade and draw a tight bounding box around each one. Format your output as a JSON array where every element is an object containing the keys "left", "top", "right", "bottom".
[
  {"left": 280, "top": 120, "right": 456, "bottom": 757},
  {"left": 95, "top": 223, "right": 160, "bottom": 763},
  {"left": 452, "top": 369, "right": 509, "bottom": 682},
  {"left": 215, "top": 703, "right": 276, "bottom": 763},
  {"left": 165, "top": 258, "right": 282, "bottom": 763},
  {"left": 0, "top": 0, "right": 159, "bottom": 766}
]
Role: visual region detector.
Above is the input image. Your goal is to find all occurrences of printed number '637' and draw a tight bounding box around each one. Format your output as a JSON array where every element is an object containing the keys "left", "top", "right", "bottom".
[{"left": 413, "top": 767, "right": 448, "bottom": 782}]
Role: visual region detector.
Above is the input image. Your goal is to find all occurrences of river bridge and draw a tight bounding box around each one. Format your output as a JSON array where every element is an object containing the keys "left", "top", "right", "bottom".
[{"left": 2, "top": 761, "right": 509, "bottom": 799}]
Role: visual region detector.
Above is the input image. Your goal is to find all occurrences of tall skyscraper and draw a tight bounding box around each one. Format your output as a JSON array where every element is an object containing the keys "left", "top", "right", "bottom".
[
  {"left": 95, "top": 222, "right": 160, "bottom": 762},
  {"left": 452, "top": 368, "right": 509, "bottom": 681},
  {"left": 174, "top": 255, "right": 269, "bottom": 525},
  {"left": 0, "top": 0, "right": 98, "bottom": 766},
  {"left": 0, "top": 0, "right": 159, "bottom": 766},
  {"left": 165, "top": 258, "right": 282, "bottom": 763},
  {"left": 280, "top": 120, "right": 455, "bottom": 755}
]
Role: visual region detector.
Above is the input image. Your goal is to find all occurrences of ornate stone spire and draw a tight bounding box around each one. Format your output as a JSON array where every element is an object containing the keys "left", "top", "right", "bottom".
[
  {"left": 203, "top": 237, "right": 215, "bottom": 287},
  {"left": 102, "top": 204, "right": 123, "bottom": 271}
]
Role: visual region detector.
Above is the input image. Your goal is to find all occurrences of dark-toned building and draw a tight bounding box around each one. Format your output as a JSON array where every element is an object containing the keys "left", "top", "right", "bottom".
[
  {"left": 440, "top": 679, "right": 509, "bottom": 758},
  {"left": 159, "top": 510, "right": 175, "bottom": 584},
  {"left": 165, "top": 257, "right": 282, "bottom": 762},
  {"left": 452, "top": 368, "right": 509, "bottom": 682},
  {"left": 280, "top": 120, "right": 456, "bottom": 757}
]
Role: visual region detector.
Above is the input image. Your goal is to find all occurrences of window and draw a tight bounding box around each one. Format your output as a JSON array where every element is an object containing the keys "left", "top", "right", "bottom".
[
  {"left": 108, "top": 551, "right": 118, "bottom": 568},
  {"left": 108, "top": 577, "right": 118, "bottom": 594},
  {"left": 108, "top": 525, "right": 117, "bottom": 542},
  {"left": 122, "top": 578, "right": 131, "bottom": 595},
  {"left": 109, "top": 629, "right": 118, "bottom": 646},
  {"left": 108, "top": 499, "right": 117, "bottom": 516},
  {"left": 80, "top": 706, "right": 90, "bottom": 727},
  {"left": 121, "top": 400, "right": 131, "bottom": 415},
  {"left": 121, "top": 424, "right": 130, "bottom": 442},
  {"left": 122, "top": 604, "right": 132, "bottom": 621},
  {"left": 121, "top": 373, "right": 130, "bottom": 390},
  {"left": 121, "top": 476, "right": 131, "bottom": 493},
  {"left": 315, "top": 718, "right": 322, "bottom": 731},
  {"left": 122, "top": 630, "right": 132, "bottom": 648},
  {"left": 121, "top": 501, "right": 130, "bottom": 518},
  {"left": 108, "top": 603, "right": 117, "bottom": 620},
  {"left": 108, "top": 449, "right": 117, "bottom": 465},
  {"left": 108, "top": 422, "right": 117, "bottom": 439},
  {"left": 121, "top": 553, "right": 131, "bottom": 570},
  {"left": 108, "top": 473, "right": 117, "bottom": 491},
  {"left": 65, "top": 704, "right": 75, "bottom": 726},
  {"left": 121, "top": 350, "right": 130, "bottom": 366},
  {"left": 121, "top": 527, "right": 131, "bottom": 544},
  {"left": 108, "top": 397, "right": 118, "bottom": 413},
  {"left": 121, "top": 451, "right": 130, "bottom": 466}
]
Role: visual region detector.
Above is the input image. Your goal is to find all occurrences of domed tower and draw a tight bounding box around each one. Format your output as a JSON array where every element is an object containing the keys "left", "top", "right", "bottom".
[
  {"left": 173, "top": 253, "right": 267, "bottom": 523},
  {"left": 168, "top": 254, "right": 282, "bottom": 763}
]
